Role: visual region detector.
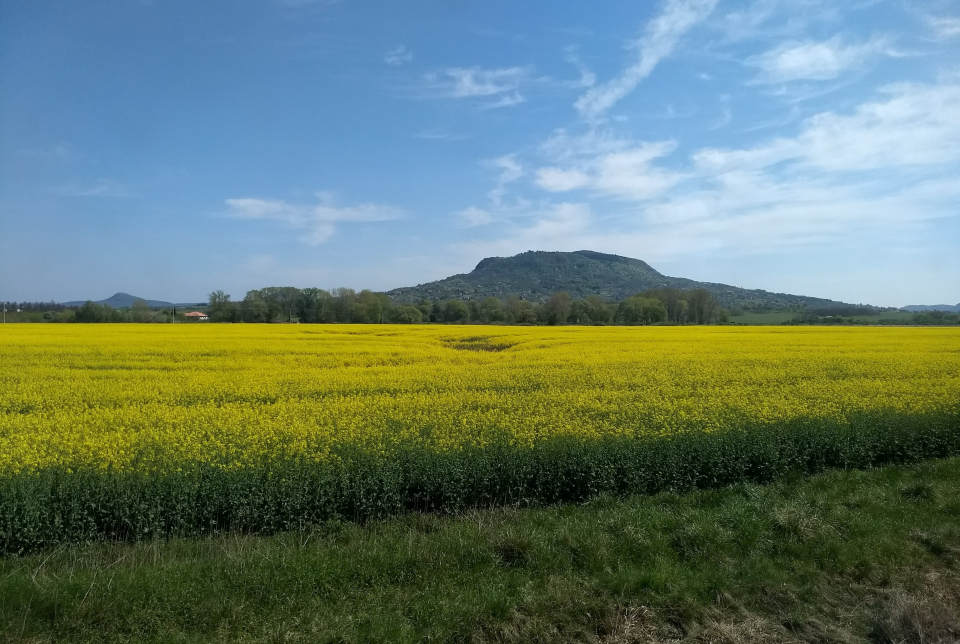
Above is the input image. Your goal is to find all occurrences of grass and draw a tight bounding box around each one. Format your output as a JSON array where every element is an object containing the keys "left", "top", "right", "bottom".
[{"left": 2, "top": 457, "right": 959, "bottom": 643}]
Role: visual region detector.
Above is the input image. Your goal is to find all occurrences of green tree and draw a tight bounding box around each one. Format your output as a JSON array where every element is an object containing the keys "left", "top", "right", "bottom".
[
  {"left": 351, "top": 290, "right": 391, "bottom": 323},
  {"left": 687, "top": 288, "right": 718, "bottom": 325},
  {"left": 131, "top": 298, "right": 153, "bottom": 323},
  {"left": 332, "top": 288, "right": 358, "bottom": 323},
  {"left": 442, "top": 300, "right": 470, "bottom": 323},
  {"left": 208, "top": 290, "right": 238, "bottom": 323},
  {"left": 479, "top": 297, "right": 504, "bottom": 323},
  {"left": 390, "top": 304, "right": 423, "bottom": 324},
  {"left": 241, "top": 291, "right": 269, "bottom": 322},
  {"left": 298, "top": 288, "right": 334, "bottom": 323},
  {"left": 542, "top": 292, "right": 572, "bottom": 325},
  {"left": 74, "top": 301, "right": 106, "bottom": 323},
  {"left": 417, "top": 299, "right": 433, "bottom": 321},
  {"left": 617, "top": 296, "right": 667, "bottom": 325},
  {"left": 506, "top": 296, "right": 537, "bottom": 324},
  {"left": 574, "top": 295, "right": 612, "bottom": 324}
]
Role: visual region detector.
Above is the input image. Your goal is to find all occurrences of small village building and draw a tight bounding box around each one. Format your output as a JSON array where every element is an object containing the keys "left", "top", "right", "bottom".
[{"left": 184, "top": 311, "right": 209, "bottom": 320}]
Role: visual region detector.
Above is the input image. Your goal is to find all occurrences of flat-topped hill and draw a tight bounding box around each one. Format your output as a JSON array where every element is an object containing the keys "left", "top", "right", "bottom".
[{"left": 387, "top": 250, "right": 848, "bottom": 310}]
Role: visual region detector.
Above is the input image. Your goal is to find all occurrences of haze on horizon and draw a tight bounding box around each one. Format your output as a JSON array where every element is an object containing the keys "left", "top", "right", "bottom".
[{"left": 1, "top": 0, "right": 958, "bottom": 308}]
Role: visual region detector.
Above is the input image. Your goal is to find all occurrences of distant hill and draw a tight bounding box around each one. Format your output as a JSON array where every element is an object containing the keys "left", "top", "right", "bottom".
[
  {"left": 62, "top": 293, "right": 178, "bottom": 308},
  {"left": 387, "top": 250, "right": 855, "bottom": 311},
  {"left": 901, "top": 304, "right": 960, "bottom": 313}
]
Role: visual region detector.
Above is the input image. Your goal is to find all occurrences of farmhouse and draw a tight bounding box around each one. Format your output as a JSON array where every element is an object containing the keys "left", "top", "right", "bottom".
[{"left": 184, "top": 311, "right": 208, "bottom": 320}]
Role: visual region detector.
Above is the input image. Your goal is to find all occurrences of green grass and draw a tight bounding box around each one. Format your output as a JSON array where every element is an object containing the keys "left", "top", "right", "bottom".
[{"left": 2, "top": 457, "right": 959, "bottom": 643}]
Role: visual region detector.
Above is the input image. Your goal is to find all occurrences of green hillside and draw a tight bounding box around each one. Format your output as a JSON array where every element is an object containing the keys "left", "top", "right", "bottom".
[{"left": 388, "top": 250, "right": 849, "bottom": 310}]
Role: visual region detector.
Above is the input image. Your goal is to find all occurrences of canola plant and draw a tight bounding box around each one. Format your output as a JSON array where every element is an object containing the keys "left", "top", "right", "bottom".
[{"left": 1, "top": 324, "right": 958, "bottom": 552}]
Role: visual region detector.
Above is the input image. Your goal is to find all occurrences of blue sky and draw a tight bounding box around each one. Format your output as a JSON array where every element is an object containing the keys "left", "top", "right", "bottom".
[{"left": 1, "top": 0, "right": 958, "bottom": 307}]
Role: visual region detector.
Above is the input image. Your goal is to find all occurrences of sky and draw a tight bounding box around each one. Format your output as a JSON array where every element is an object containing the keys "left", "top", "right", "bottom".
[{"left": 1, "top": 0, "right": 959, "bottom": 307}]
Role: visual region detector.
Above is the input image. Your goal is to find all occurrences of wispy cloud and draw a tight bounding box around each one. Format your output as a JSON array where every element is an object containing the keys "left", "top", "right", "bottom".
[
  {"left": 928, "top": 16, "right": 960, "bottom": 40},
  {"left": 746, "top": 35, "right": 897, "bottom": 83},
  {"left": 575, "top": 0, "right": 718, "bottom": 120},
  {"left": 429, "top": 66, "right": 530, "bottom": 98},
  {"left": 486, "top": 155, "right": 524, "bottom": 206},
  {"left": 694, "top": 82, "right": 960, "bottom": 173},
  {"left": 419, "top": 66, "right": 533, "bottom": 109},
  {"left": 480, "top": 92, "right": 526, "bottom": 109},
  {"left": 563, "top": 48, "right": 597, "bottom": 88},
  {"left": 226, "top": 193, "right": 401, "bottom": 244},
  {"left": 535, "top": 140, "right": 681, "bottom": 201},
  {"left": 384, "top": 45, "right": 413, "bottom": 66}
]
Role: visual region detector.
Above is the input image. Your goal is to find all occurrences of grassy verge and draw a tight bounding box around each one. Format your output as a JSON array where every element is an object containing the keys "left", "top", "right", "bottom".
[
  {"left": 2, "top": 411, "right": 958, "bottom": 555},
  {"left": 2, "top": 457, "right": 959, "bottom": 643}
]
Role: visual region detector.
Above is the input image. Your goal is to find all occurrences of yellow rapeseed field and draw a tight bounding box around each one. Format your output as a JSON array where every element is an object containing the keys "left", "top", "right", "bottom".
[{"left": 1, "top": 324, "right": 958, "bottom": 473}]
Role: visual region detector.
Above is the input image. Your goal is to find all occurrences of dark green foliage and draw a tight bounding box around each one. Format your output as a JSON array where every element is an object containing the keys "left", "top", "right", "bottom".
[{"left": 2, "top": 410, "right": 958, "bottom": 555}]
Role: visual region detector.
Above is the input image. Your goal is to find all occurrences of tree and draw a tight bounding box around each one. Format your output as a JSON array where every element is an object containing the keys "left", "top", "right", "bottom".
[
  {"left": 687, "top": 288, "right": 718, "bottom": 325},
  {"left": 417, "top": 299, "right": 433, "bottom": 321},
  {"left": 352, "top": 290, "right": 390, "bottom": 323},
  {"left": 208, "top": 290, "right": 237, "bottom": 323},
  {"left": 131, "top": 298, "right": 153, "bottom": 323},
  {"left": 506, "top": 296, "right": 537, "bottom": 324},
  {"left": 256, "top": 286, "right": 301, "bottom": 322},
  {"left": 443, "top": 300, "right": 470, "bottom": 323},
  {"left": 542, "top": 292, "right": 572, "bottom": 325},
  {"left": 479, "top": 297, "right": 504, "bottom": 323},
  {"left": 617, "top": 296, "right": 666, "bottom": 325},
  {"left": 298, "top": 288, "right": 334, "bottom": 323},
  {"left": 574, "top": 295, "right": 612, "bottom": 324},
  {"left": 390, "top": 304, "right": 423, "bottom": 324},
  {"left": 332, "top": 288, "right": 358, "bottom": 323},
  {"left": 643, "top": 288, "right": 686, "bottom": 323},
  {"left": 75, "top": 301, "right": 106, "bottom": 323},
  {"left": 241, "top": 291, "right": 269, "bottom": 322}
]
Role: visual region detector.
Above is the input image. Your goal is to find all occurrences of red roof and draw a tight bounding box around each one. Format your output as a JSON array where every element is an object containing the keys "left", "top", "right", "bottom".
[{"left": 184, "top": 311, "right": 208, "bottom": 317}]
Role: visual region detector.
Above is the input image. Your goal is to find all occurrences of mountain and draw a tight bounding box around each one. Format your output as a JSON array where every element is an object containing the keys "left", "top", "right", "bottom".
[
  {"left": 901, "top": 304, "right": 960, "bottom": 312},
  {"left": 387, "top": 250, "right": 853, "bottom": 311},
  {"left": 62, "top": 293, "right": 175, "bottom": 308}
]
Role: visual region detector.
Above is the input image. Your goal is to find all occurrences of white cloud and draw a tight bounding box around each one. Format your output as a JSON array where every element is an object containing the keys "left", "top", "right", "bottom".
[
  {"left": 575, "top": 0, "right": 718, "bottom": 120},
  {"left": 928, "top": 16, "right": 960, "bottom": 39},
  {"left": 593, "top": 143, "right": 683, "bottom": 200},
  {"left": 480, "top": 92, "right": 526, "bottom": 109},
  {"left": 536, "top": 167, "right": 591, "bottom": 191},
  {"left": 384, "top": 46, "right": 413, "bottom": 66},
  {"left": 746, "top": 35, "right": 895, "bottom": 83},
  {"left": 226, "top": 194, "right": 401, "bottom": 245},
  {"left": 563, "top": 49, "right": 597, "bottom": 88},
  {"left": 433, "top": 66, "right": 530, "bottom": 98},
  {"left": 534, "top": 139, "right": 681, "bottom": 201},
  {"left": 486, "top": 155, "right": 524, "bottom": 206},
  {"left": 694, "top": 82, "right": 960, "bottom": 173}
]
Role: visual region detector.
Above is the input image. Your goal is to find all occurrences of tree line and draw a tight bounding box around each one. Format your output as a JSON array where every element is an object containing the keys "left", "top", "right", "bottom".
[{"left": 201, "top": 286, "right": 729, "bottom": 326}]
